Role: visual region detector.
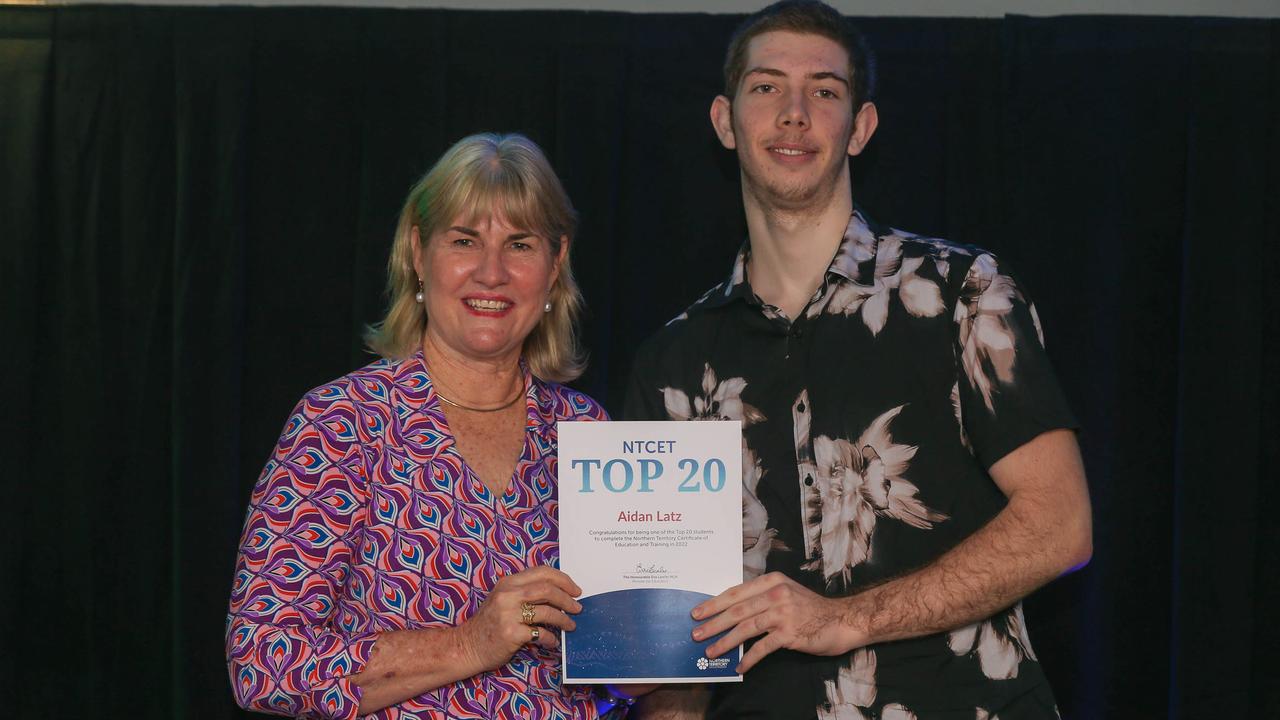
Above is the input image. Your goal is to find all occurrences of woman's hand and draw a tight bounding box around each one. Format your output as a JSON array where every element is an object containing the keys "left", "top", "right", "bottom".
[
  {"left": 455, "top": 565, "right": 584, "bottom": 673},
  {"left": 353, "top": 565, "right": 583, "bottom": 713}
]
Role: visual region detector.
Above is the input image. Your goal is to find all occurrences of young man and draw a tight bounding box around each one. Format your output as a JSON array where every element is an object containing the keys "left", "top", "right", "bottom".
[{"left": 623, "top": 2, "right": 1092, "bottom": 718}]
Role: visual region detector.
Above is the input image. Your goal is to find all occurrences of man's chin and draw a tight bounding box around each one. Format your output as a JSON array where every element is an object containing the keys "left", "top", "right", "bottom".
[{"left": 747, "top": 179, "right": 832, "bottom": 213}]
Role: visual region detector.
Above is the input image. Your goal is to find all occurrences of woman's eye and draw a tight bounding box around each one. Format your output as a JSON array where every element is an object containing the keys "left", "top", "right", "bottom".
[
  {"left": 451, "top": 237, "right": 474, "bottom": 247},
  {"left": 510, "top": 241, "right": 532, "bottom": 251}
]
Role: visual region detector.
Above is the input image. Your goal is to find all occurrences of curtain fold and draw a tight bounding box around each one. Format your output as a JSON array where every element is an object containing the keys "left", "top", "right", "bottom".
[{"left": 1, "top": 7, "right": 1275, "bottom": 718}]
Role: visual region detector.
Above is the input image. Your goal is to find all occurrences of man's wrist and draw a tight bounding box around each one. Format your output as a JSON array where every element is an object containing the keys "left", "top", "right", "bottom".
[{"left": 836, "top": 591, "right": 877, "bottom": 650}]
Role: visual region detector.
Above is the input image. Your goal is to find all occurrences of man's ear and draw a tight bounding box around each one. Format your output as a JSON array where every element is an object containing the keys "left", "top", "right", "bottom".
[
  {"left": 847, "top": 101, "right": 879, "bottom": 156},
  {"left": 710, "top": 95, "right": 737, "bottom": 150}
]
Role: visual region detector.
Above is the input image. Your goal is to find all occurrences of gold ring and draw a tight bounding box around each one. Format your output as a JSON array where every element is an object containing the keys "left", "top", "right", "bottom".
[
  {"left": 520, "top": 602, "right": 536, "bottom": 625},
  {"left": 530, "top": 626, "right": 541, "bottom": 642}
]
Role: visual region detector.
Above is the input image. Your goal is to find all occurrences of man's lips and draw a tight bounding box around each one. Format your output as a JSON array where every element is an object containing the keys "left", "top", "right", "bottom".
[{"left": 767, "top": 143, "right": 818, "bottom": 159}]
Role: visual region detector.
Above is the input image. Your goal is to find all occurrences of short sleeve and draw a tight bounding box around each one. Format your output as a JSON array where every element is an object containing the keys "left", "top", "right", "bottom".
[
  {"left": 225, "top": 389, "right": 376, "bottom": 719},
  {"left": 953, "top": 253, "right": 1077, "bottom": 469}
]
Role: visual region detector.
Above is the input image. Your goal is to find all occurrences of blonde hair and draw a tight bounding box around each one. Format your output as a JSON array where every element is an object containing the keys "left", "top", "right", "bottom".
[{"left": 365, "top": 133, "right": 585, "bottom": 382}]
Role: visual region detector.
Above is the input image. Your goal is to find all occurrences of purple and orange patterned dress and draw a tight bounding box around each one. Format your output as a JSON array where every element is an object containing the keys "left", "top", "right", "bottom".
[{"left": 226, "top": 351, "right": 607, "bottom": 719}]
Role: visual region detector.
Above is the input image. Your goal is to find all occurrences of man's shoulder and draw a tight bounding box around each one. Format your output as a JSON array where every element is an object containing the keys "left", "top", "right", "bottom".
[
  {"left": 864, "top": 218, "right": 1004, "bottom": 300},
  {"left": 637, "top": 281, "right": 733, "bottom": 356},
  {"left": 879, "top": 221, "right": 987, "bottom": 262}
]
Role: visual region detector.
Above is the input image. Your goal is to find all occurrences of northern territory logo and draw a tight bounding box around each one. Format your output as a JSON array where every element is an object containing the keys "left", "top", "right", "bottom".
[{"left": 695, "top": 656, "right": 731, "bottom": 671}]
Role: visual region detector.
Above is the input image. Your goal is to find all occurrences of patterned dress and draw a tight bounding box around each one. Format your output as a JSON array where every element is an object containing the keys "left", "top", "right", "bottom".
[
  {"left": 624, "top": 211, "right": 1075, "bottom": 720},
  {"left": 226, "top": 351, "right": 607, "bottom": 719}
]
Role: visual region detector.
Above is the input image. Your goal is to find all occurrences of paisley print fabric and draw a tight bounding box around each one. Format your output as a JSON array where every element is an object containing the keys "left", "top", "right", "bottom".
[
  {"left": 227, "top": 351, "right": 607, "bottom": 719},
  {"left": 625, "top": 210, "right": 1073, "bottom": 719}
]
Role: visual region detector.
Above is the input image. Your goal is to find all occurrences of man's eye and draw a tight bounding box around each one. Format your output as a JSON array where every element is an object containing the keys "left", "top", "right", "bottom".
[
  {"left": 815, "top": 88, "right": 839, "bottom": 99},
  {"left": 752, "top": 83, "right": 776, "bottom": 93}
]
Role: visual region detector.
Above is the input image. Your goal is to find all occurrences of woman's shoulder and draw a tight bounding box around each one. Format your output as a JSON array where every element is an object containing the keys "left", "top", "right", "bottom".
[
  {"left": 535, "top": 378, "right": 610, "bottom": 422},
  {"left": 295, "top": 354, "right": 422, "bottom": 414}
]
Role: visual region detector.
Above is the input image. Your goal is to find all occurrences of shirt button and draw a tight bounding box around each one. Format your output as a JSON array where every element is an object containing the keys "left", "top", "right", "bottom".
[{"left": 804, "top": 474, "right": 814, "bottom": 486}]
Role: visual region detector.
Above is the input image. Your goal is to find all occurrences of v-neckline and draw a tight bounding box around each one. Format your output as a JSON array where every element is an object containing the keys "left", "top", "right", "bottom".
[
  {"left": 419, "top": 355, "right": 539, "bottom": 513},
  {"left": 445, "top": 409, "right": 530, "bottom": 510}
]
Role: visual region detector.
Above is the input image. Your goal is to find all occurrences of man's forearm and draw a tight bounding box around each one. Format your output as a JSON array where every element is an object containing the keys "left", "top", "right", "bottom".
[
  {"left": 838, "top": 430, "right": 1092, "bottom": 648},
  {"left": 844, "top": 488, "right": 1088, "bottom": 647}
]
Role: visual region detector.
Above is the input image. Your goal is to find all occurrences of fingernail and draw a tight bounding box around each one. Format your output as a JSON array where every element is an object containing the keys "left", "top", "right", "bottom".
[
  {"left": 691, "top": 628, "right": 703, "bottom": 640},
  {"left": 691, "top": 606, "right": 703, "bottom": 620}
]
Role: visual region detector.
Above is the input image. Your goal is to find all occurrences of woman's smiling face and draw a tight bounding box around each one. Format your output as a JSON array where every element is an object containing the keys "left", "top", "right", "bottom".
[{"left": 414, "top": 213, "right": 565, "bottom": 365}]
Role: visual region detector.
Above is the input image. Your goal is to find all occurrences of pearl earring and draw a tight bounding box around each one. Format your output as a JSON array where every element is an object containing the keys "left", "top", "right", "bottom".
[
  {"left": 415, "top": 278, "right": 424, "bottom": 304},
  {"left": 544, "top": 301, "right": 552, "bottom": 313}
]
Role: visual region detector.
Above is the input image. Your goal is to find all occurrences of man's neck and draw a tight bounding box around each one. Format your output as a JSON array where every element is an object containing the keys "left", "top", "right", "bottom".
[{"left": 743, "top": 179, "right": 854, "bottom": 321}]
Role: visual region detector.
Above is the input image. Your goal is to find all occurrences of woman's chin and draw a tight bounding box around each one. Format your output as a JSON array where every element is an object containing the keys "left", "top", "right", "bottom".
[{"left": 451, "top": 335, "right": 525, "bottom": 364}]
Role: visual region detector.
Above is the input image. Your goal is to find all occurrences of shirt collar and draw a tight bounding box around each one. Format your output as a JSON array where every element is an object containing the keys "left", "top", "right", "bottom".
[
  {"left": 828, "top": 208, "right": 881, "bottom": 285},
  {"left": 692, "top": 208, "right": 881, "bottom": 313},
  {"left": 525, "top": 362, "right": 559, "bottom": 437}
]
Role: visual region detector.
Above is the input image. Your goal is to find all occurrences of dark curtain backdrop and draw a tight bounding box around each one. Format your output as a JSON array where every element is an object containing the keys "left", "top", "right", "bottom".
[{"left": 1, "top": 6, "right": 1276, "bottom": 718}]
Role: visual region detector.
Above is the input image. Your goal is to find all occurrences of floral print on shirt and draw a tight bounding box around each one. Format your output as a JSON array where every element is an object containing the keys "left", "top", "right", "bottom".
[{"left": 625, "top": 210, "right": 1075, "bottom": 720}]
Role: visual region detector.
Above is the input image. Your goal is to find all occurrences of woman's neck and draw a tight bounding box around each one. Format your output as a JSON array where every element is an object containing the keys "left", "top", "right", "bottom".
[{"left": 420, "top": 333, "right": 525, "bottom": 409}]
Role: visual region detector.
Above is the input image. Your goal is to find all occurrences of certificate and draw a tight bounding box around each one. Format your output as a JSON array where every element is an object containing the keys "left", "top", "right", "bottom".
[{"left": 557, "top": 420, "right": 743, "bottom": 684}]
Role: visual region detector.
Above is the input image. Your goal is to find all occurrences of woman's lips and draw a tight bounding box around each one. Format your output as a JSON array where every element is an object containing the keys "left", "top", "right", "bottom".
[{"left": 463, "top": 297, "right": 514, "bottom": 316}]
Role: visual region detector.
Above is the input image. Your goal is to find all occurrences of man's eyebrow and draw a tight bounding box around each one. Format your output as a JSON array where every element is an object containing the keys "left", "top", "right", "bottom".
[
  {"left": 810, "top": 71, "right": 850, "bottom": 89},
  {"left": 743, "top": 66, "right": 851, "bottom": 89},
  {"left": 744, "top": 66, "right": 787, "bottom": 79}
]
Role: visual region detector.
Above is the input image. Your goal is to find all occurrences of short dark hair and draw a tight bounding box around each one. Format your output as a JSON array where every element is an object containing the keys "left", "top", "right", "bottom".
[{"left": 722, "top": 0, "right": 876, "bottom": 109}]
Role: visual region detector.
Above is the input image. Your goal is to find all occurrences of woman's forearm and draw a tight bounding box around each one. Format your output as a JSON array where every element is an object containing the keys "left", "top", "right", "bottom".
[{"left": 352, "top": 626, "right": 481, "bottom": 714}]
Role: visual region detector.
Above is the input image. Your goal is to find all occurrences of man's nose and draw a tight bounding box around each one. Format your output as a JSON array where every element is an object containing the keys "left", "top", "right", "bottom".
[{"left": 779, "top": 92, "right": 810, "bottom": 128}]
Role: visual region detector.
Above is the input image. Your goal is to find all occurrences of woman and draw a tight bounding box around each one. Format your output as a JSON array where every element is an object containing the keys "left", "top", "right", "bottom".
[{"left": 227, "top": 133, "right": 610, "bottom": 719}]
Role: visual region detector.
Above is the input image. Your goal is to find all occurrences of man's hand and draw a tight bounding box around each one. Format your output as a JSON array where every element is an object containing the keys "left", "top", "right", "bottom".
[{"left": 690, "top": 572, "right": 857, "bottom": 673}]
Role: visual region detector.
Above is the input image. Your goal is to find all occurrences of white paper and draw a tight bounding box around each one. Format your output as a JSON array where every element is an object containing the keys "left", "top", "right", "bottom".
[{"left": 557, "top": 420, "right": 743, "bottom": 684}]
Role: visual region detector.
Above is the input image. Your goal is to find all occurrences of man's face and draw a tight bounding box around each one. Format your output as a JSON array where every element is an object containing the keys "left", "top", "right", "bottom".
[{"left": 711, "top": 31, "right": 873, "bottom": 213}]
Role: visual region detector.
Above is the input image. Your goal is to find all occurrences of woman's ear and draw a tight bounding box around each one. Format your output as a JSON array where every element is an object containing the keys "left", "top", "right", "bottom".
[
  {"left": 551, "top": 234, "right": 570, "bottom": 286},
  {"left": 411, "top": 225, "right": 426, "bottom": 280}
]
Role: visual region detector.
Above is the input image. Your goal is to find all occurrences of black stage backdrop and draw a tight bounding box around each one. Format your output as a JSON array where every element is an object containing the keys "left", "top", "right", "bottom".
[{"left": 1, "top": 7, "right": 1276, "bottom": 719}]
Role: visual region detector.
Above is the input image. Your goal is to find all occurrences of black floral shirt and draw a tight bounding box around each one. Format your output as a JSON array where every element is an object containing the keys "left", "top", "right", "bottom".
[{"left": 624, "top": 210, "right": 1074, "bottom": 720}]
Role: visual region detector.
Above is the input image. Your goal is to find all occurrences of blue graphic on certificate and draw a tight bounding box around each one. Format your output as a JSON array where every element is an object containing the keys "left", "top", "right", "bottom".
[{"left": 557, "top": 420, "right": 744, "bottom": 684}]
